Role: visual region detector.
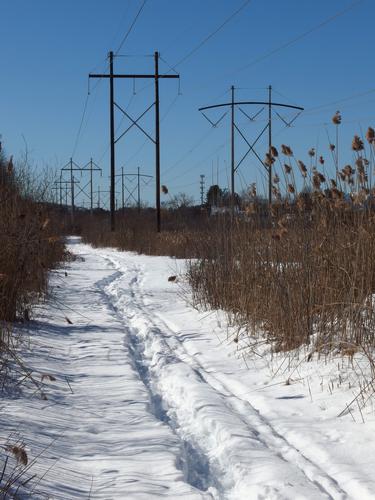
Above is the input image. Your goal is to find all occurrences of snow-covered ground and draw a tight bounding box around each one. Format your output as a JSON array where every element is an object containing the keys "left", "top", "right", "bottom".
[{"left": 2, "top": 237, "right": 375, "bottom": 499}]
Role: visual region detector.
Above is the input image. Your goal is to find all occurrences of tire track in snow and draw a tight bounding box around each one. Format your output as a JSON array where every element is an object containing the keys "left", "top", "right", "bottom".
[
  {"left": 95, "top": 268, "right": 218, "bottom": 499},
  {"left": 101, "top": 254, "right": 348, "bottom": 500},
  {"left": 147, "top": 312, "right": 349, "bottom": 500}
]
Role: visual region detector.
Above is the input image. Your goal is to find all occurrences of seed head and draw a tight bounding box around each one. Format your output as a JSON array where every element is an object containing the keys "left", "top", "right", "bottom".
[
  {"left": 284, "top": 163, "right": 292, "bottom": 174},
  {"left": 308, "top": 147, "right": 315, "bottom": 157},
  {"left": 352, "top": 135, "right": 364, "bottom": 152},
  {"left": 270, "top": 145, "right": 278, "bottom": 157},
  {"left": 366, "top": 127, "right": 375, "bottom": 144},
  {"left": 332, "top": 111, "right": 342, "bottom": 125},
  {"left": 297, "top": 160, "right": 307, "bottom": 177},
  {"left": 264, "top": 153, "right": 275, "bottom": 167},
  {"left": 281, "top": 144, "right": 293, "bottom": 156}
]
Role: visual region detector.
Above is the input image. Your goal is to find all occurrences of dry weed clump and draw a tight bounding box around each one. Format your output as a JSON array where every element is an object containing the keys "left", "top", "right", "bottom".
[
  {"left": 188, "top": 127, "right": 375, "bottom": 356},
  {"left": 78, "top": 207, "right": 212, "bottom": 258},
  {"left": 0, "top": 149, "right": 66, "bottom": 338}
]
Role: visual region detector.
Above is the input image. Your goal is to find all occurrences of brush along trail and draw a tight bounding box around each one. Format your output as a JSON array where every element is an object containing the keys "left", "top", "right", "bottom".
[{"left": 3, "top": 237, "right": 375, "bottom": 499}]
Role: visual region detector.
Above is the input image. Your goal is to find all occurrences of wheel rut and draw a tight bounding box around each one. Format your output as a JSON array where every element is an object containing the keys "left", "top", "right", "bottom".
[{"left": 95, "top": 266, "right": 217, "bottom": 499}]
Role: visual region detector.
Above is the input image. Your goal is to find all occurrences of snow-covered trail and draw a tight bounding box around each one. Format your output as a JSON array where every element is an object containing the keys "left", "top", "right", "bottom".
[{"left": 3, "top": 238, "right": 375, "bottom": 499}]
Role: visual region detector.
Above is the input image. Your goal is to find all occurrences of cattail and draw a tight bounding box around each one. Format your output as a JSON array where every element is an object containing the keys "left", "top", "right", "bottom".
[
  {"left": 264, "top": 153, "right": 275, "bottom": 167},
  {"left": 270, "top": 146, "right": 278, "bottom": 157},
  {"left": 356, "top": 157, "right": 364, "bottom": 169},
  {"left": 313, "top": 173, "right": 321, "bottom": 189},
  {"left": 161, "top": 185, "right": 168, "bottom": 194},
  {"left": 284, "top": 163, "right": 292, "bottom": 174},
  {"left": 352, "top": 135, "right": 364, "bottom": 152},
  {"left": 6, "top": 446, "right": 28, "bottom": 466},
  {"left": 297, "top": 160, "right": 307, "bottom": 177},
  {"left": 308, "top": 147, "right": 315, "bottom": 157},
  {"left": 318, "top": 172, "right": 326, "bottom": 183},
  {"left": 357, "top": 163, "right": 365, "bottom": 176},
  {"left": 343, "top": 164, "right": 354, "bottom": 177},
  {"left": 319, "top": 155, "right": 324, "bottom": 165},
  {"left": 287, "top": 184, "right": 295, "bottom": 193},
  {"left": 273, "top": 174, "right": 280, "bottom": 184},
  {"left": 329, "top": 143, "right": 335, "bottom": 151},
  {"left": 7, "top": 156, "right": 14, "bottom": 175},
  {"left": 245, "top": 203, "right": 256, "bottom": 215},
  {"left": 272, "top": 186, "right": 279, "bottom": 199},
  {"left": 339, "top": 171, "right": 346, "bottom": 182},
  {"left": 366, "top": 127, "right": 375, "bottom": 144},
  {"left": 331, "top": 187, "right": 342, "bottom": 199},
  {"left": 332, "top": 111, "right": 342, "bottom": 125},
  {"left": 281, "top": 144, "right": 293, "bottom": 156},
  {"left": 249, "top": 183, "right": 256, "bottom": 198},
  {"left": 330, "top": 179, "right": 337, "bottom": 188}
]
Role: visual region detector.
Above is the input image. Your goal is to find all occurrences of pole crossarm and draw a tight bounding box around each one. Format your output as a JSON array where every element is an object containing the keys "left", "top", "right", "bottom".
[
  {"left": 61, "top": 159, "right": 83, "bottom": 171},
  {"left": 82, "top": 160, "right": 102, "bottom": 172},
  {"left": 89, "top": 73, "right": 179, "bottom": 80},
  {"left": 126, "top": 173, "right": 153, "bottom": 178},
  {"left": 199, "top": 101, "right": 304, "bottom": 112}
]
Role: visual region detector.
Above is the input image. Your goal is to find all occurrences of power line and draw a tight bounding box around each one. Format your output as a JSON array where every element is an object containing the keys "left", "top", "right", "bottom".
[
  {"left": 115, "top": 0, "right": 148, "bottom": 55},
  {"left": 170, "top": 0, "right": 252, "bottom": 70},
  {"left": 71, "top": 91, "right": 90, "bottom": 158},
  {"left": 135, "top": 1, "right": 253, "bottom": 95},
  {"left": 233, "top": 0, "right": 363, "bottom": 75},
  {"left": 304, "top": 87, "right": 375, "bottom": 115}
]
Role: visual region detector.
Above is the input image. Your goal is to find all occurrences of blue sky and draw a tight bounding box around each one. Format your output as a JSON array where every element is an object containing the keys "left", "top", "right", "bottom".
[{"left": 1, "top": 0, "right": 374, "bottom": 206}]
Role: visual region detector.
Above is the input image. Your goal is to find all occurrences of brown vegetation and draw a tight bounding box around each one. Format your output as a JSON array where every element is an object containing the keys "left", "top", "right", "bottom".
[
  {"left": 0, "top": 153, "right": 66, "bottom": 324},
  {"left": 80, "top": 126, "right": 375, "bottom": 360}
]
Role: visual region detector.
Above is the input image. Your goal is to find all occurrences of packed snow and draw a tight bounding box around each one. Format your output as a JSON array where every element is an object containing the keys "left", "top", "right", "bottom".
[{"left": 2, "top": 237, "right": 375, "bottom": 499}]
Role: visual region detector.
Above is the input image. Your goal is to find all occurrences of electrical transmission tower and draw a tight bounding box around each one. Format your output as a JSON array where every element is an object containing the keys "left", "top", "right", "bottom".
[
  {"left": 60, "top": 159, "right": 84, "bottom": 223},
  {"left": 81, "top": 159, "right": 102, "bottom": 214},
  {"left": 199, "top": 85, "right": 304, "bottom": 207},
  {"left": 200, "top": 174, "right": 205, "bottom": 206},
  {"left": 61, "top": 158, "right": 102, "bottom": 220},
  {"left": 96, "top": 186, "right": 120, "bottom": 210},
  {"left": 115, "top": 167, "right": 153, "bottom": 212},
  {"left": 89, "top": 51, "right": 179, "bottom": 232}
]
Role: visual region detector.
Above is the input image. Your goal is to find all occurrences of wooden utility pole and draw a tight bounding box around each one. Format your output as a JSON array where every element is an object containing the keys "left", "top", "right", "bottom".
[
  {"left": 231, "top": 86, "right": 235, "bottom": 213},
  {"left": 268, "top": 85, "right": 272, "bottom": 207},
  {"left": 89, "top": 51, "right": 179, "bottom": 232},
  {"left": 109, "top": 51, "right": 115, "bottom": 230},
  {"left": 60, "top": 159, "right": 83, "bottom": 225},
  {"left": 154, "top": 52, "right": 161, "bottom": 232},
  {"left": 115, "top": 167, "right": 152, "bottom": 211}
]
